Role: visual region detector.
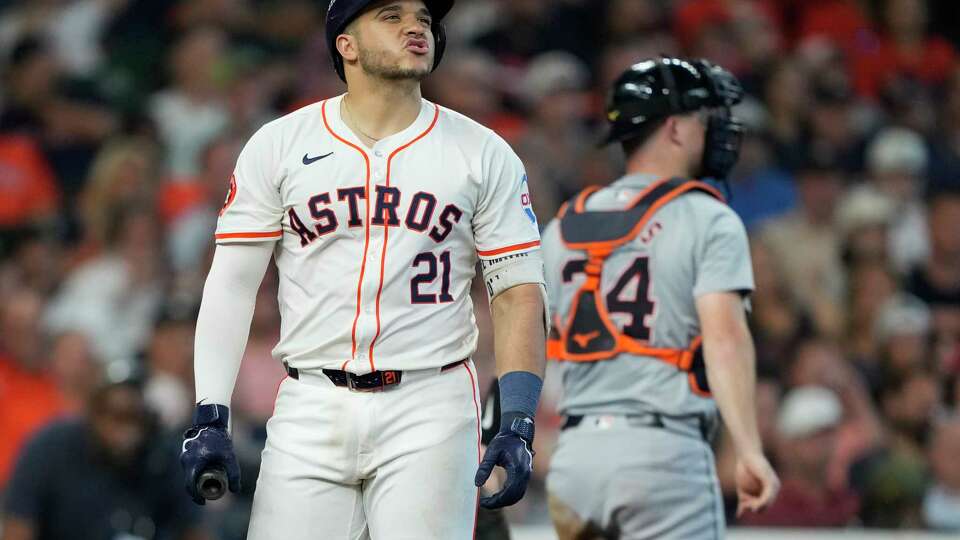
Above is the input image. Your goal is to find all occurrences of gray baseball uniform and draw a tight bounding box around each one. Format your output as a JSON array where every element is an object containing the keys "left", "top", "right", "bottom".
[{"left": 544, "top": 172, "right": 753, "bottom": 539}]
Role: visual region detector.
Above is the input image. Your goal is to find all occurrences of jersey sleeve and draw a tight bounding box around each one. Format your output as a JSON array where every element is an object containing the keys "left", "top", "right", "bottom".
[
  {"left": 215, "top": 123, "right": 284, "bottom": 243},
  {"left": 540, "top": 219, "right": 564, "bottom": 319},
  {"left": 693, "top": 199, "right": 755, "bottom": 298},
  {"left": 472, "top": 134, "right": 541, "bottom": 259}
]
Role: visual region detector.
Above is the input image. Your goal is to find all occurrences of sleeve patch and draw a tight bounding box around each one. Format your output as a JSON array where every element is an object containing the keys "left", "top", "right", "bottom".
[{"left": 219, "top": 174, "right": 238, "bottom": 216}]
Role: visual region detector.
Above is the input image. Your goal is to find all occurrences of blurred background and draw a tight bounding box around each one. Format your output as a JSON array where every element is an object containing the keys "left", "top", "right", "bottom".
[{"left": 1, "top": 0, "right": 960, "bottom": 538}]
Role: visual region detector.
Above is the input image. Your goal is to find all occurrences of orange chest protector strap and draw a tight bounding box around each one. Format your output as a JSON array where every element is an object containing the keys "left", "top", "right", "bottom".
[{"left": 548, "top": 177, "right": 725, "bottom": 396}]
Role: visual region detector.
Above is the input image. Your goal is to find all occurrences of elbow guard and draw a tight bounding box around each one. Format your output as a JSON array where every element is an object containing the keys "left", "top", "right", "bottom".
[{"left": 480, "top": 249, "right": 550, "bottom": 331}]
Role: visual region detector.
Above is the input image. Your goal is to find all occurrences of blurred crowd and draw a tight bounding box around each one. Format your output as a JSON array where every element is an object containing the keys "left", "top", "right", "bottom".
[{"left": 1, "top": 0, "right": 960, "bottom": 537}]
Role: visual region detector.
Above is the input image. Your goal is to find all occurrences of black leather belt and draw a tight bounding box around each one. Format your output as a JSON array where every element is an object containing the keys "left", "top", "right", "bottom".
[
  {"left": 284, "top": 359, "right": 466, "bottom": 392},
  {"left": 562, "top": 414, "right": 664, "bottom": 430},
  {"left": 562, "top": 413, "right": 712, "bottom": 441}
]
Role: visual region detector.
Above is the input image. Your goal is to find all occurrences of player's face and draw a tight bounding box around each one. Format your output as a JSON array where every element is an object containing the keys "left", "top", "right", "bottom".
[{"left": 351, "top": 0, "right": 435, "bottom": 81}]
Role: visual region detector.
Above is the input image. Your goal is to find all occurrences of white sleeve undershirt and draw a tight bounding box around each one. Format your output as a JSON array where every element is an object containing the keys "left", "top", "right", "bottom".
[{"left": 193, "top": 241, "right": 275, "bottom": 408}]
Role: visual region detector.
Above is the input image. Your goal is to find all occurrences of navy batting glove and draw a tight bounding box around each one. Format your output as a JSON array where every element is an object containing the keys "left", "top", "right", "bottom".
[
  {"left": 180, "top": 404, "right": 241, "bottom": 505},
  {"left": 475, "top": 412, "right": 535, "bottom": 509}
]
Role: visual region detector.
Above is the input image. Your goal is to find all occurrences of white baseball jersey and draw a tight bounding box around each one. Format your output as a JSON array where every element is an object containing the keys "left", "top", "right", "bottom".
[{"left": 216, "top": 94, "right": 541, "bottom": 374}]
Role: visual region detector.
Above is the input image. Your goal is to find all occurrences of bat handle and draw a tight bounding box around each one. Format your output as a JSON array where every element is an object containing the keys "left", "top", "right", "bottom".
[{"left": 197, "top": 467, "right": 228, "bottom": 501}]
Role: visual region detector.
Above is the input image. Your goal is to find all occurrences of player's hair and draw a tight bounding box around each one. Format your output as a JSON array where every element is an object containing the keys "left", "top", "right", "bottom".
[{"left": 620, "top": 117, "right": 667, "bottom": 159}]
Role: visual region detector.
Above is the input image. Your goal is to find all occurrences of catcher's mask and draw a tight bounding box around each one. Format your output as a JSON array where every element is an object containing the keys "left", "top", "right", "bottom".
[{"left": 603, "top": 57, "right": 745, "bottom": 180}]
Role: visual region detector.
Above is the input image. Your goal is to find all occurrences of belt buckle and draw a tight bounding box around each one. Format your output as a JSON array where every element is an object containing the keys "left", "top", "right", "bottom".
[
  {"left": 345, "top": 373, "right": 368, "bottom": 392},
  {"left": 345, "top": 371, "right": 387, "bottom": 392}
]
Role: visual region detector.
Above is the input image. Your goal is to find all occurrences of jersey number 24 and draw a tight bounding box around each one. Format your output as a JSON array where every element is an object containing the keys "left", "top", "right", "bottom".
[{"left": 562, "top": 257, "right": 656, "bottom": 340}]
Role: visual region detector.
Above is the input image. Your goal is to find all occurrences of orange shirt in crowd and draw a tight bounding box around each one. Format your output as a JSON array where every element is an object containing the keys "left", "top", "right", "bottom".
[
  {"left": 796, "top": 0, "right": 874, "bottom": 53},
  {"left": 157, "top": 178, "right": 208, "bottom": 224},
  {"left": 0, "top": 353, "right": 67, "bottom": 488},
  {"left": 0, "top": 135, "right": 60, "bottom": 228},
  {"left": 673, "top": 0, "right": 783, "bottom": 50},
  {"left": 853, "top": 37, "right": 957, "bottom": 98}
]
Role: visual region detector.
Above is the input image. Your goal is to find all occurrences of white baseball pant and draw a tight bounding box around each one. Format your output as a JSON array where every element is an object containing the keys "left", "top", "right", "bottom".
[{"left": 247, "top": 360, "right": 482, "bottom": 539}]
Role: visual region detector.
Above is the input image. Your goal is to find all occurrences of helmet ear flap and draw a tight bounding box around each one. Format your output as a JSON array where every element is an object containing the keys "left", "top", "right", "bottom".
[{"left": 432, "top": 22, "right": 446, "bottom": 72}]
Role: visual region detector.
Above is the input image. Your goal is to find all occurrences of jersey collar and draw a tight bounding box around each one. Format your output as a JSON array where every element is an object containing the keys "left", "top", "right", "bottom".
[{"left": 325, "top": 93, "right": 435, "bottom": 155}]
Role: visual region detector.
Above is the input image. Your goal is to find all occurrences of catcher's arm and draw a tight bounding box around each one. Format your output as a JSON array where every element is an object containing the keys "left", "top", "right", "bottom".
[{"left": 697, "top": 291, "right": 779, "bottom": 516}]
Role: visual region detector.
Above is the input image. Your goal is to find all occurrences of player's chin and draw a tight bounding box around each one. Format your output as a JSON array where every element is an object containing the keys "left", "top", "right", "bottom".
[{"left": 402, "top": 53, "right": 432, "bottom": 72}]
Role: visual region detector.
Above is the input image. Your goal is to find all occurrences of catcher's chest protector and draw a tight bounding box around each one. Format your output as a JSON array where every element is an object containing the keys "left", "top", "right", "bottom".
[{"left": 549, "top": 177, "right": 725, "bottom": 396}]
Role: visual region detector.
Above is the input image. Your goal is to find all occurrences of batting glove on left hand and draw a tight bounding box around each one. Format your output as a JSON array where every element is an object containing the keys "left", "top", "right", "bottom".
[
  {"left": 475, "top": 412, "right": 535, "bottom": 509},
  {"left": 180, "top": 404, "right": 241, "bottom": 505}
]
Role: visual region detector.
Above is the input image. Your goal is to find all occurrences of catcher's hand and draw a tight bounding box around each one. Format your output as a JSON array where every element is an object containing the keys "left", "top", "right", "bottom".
[{"left": 735, "top": 452, "right": 780, "bottom": 517}]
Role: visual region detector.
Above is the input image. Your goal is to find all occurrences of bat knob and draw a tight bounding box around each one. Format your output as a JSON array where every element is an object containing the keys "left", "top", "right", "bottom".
[{"left": 198, "top": 468, "right": 228, "bottom": 501}]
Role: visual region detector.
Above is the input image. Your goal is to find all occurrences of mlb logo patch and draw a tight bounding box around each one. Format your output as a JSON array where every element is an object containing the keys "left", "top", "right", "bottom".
[{"left": 520, "top": 174, "right": 536, "bottom": 225}]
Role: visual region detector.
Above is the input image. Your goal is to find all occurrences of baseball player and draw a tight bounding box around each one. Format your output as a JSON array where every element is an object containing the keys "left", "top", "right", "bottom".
[
  {"left": 542, "top": 58, "right": 780, "bottom": 539},
  {"left": 179, "top": 1, "right": 548, "bottom": 538}
]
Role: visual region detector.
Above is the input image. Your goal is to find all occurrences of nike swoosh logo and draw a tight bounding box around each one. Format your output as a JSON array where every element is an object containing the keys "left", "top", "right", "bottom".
[{"left": 303, "top": 152, "right": 333, "bottom": 165}]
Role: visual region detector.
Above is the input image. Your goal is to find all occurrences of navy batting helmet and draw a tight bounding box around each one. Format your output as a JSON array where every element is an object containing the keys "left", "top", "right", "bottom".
[
  {"left": 604, "top": 57, "right": 745, "bottom": 179},
  {"left": 326, "top": 0, "right": 454, "bottom": 82}
]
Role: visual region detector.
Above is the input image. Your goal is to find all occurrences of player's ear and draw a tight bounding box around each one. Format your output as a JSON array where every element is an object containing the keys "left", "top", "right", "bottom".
[
  {"left": 336, "top": 32, "right": 359, "bottom": 63},
  {"left": 665, "top": 115, "right": 684, "bottom": 147}
]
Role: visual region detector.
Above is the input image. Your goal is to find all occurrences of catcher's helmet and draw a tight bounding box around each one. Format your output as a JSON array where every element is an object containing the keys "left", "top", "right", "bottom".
[
  {"left": 326, "top": 0, "right": 454, "bottom": 82},
  {"left": 604, "top": 57, "right": 745, "bottom": 179}
]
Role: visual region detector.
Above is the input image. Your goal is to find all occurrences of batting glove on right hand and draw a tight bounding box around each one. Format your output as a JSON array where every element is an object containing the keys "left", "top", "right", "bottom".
[
  {"left": 475, "top": 412, "right": 535, "bottom": 509},
  {"left": 180, "top": 403, "right": 241, "bottom": 505}
]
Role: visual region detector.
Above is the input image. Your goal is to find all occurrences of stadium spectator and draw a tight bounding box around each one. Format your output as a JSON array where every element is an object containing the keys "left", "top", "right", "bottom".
[
  {"left": 853, "top": 0, "right": 957, "bottom": 98},
  {"left": 149, "top": 26, "right": 231, "bottom": 178},
  {"left": 856, "top": 368, "right": 942, "bottom": 527},
  {"left": 760, "top": 152, "right": 846, "bottom": 336},
  {"left": 423, "top": 49, "right": 508, "bottom": 133},
  {"left": 862, "top": 127, "right": 931, "bottom": 272},
  {"left": 874, "top": 294, "right": 934, "bottom": 378},
  {"left": 794, "top": 0, "right": 875, "bottom": 57},
  {"left": 924, "top": 415, "right": 960, "bottom": 531},
  {"left": 44, "top": 205, "right": 164, "bottom": 364},
  {"left": 143, "top": 307, "right": 196, "bottom": 430},
  {"left": 845, "top": 262, "right": 899, "bottom": 383},
  {"left": 740, "top": 386, "right": 859, "bottom": 527},
  {"left": 728, "top": 123, "right": 798, "bottom": 230},
  {"left": 0, "top": 134, "right": 59, "bottom": 231},
  {"left": 907, "top": 188, "right": 960, "bottom": 334},
  {"left": 78, "top": 136, "right": 161, "bottom": 252},
  {"left": 163, "top": 134, "right": 244, "bottom": 274},
  {"left": 929, "top": 68, "right": 960, "bottom": 186},
  {"left": 516, "top": 52, "right": 591, "bottom": 215},
  {"left": 48, "top": 331, "right": 101, "bottom": 413},
  {"left": 0, "top": 374, "right": 205, "bottom": 540},
  {"left": 835, "top": 186, "right": 896, "bottom": 268},
  {"left": 0, "top": 225, "right": 65, "bottom": 297},
  {"left": 0, "top": 35, "right": 117, "bottom": 201},
  {"left": 761, "top": 59, "right": 807, "bottom": 171},
  {"left": 472, "top": 0, "right": 553, "bottom": 67},
  {"left": 0, "top": 290, "right": 66, "bottom": 490}
]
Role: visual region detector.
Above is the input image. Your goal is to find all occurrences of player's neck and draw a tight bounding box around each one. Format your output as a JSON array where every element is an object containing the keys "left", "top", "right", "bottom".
[
  {"left": 342, "top": 79, "right": 423, "bottom": 146},
  {"left": 625, "top": 147, "right": 692, "bottom": 180}
]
